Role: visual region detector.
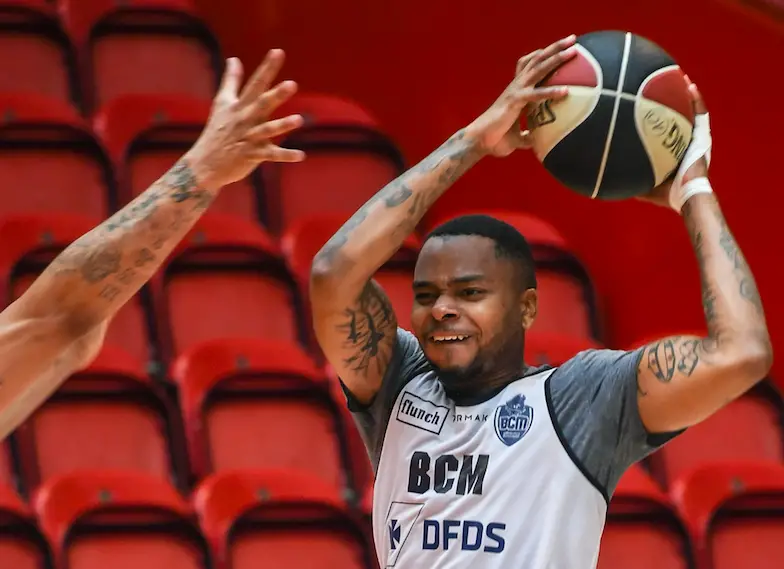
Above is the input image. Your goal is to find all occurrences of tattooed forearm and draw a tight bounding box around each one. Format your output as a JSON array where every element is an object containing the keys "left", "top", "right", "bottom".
[
  {"left": 683, "top": 195, "right": 767, "bottom": 335},
  {"left": 639, "top": 194, "right": 771, "bottom": 391},
  {"left": 313, "top": 129, "right": 484, "bottom": 270},
  {"left": 42, "top": 158, "right": 219, "bottom": 329},
  {"left": 336, "top": 281, "right": 397, "bottom": 377}
]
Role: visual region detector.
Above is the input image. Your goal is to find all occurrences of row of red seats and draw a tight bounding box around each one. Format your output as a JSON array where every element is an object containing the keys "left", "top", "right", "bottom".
[
  {"left": 1, "top": 469, "right": 375, "bottom": 569},
  {"left": 2, "top": 321, "right": 782, "bottom": 508},
  {"left": 0, "top": 90, "right": 404, "bottom": 232},
  {"left": 0, "top": 209, "right": 600, "bottom": 365},
  {"left": 0, "top": 0, "right": 221, "bottom": 113},
  {"left": 3, "top": 462, "right": 784, "bottom": 569}
]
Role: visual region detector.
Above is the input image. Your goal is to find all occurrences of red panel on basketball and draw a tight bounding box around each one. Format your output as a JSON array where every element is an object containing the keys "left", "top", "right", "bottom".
[
  {"left": 530, "top": 30, "right": 695, "bottom": 200},
  {"left": 640, "top": 69, "right": 694, "bottom": 121}
]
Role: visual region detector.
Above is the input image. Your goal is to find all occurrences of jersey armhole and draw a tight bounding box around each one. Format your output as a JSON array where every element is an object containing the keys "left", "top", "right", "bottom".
[{"left": 544, "top": 372, "right": 611, "bottom": 505}]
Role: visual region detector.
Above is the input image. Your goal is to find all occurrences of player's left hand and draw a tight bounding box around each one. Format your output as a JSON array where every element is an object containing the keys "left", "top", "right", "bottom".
[
  {"left": 638, "top": 77, "right": 709, "bottom": 208},
  {"left": 465, "top": 35, "right": 576, "bottom": 157}
]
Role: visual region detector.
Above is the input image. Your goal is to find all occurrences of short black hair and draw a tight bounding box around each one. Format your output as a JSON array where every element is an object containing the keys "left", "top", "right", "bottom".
[{"left": 424, "top": 214, "right": 537, "bottom": 289}]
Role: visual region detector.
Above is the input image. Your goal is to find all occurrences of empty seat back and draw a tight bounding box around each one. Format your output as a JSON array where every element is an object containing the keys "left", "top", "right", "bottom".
[
  {"left": 0, "top": 94, "right": 115, "bottom": 218},
  {"left": 0, "top": 2, "right": 80, "bottom": 107},
  {"left": 14, "top": 347, "right": 185, "bottom": 491},
  {"left": 672, "top": 462, "right": 784, "bottom": 569},
  {"left": 35, "top": 471, "right": 209, "bottom": 569},
  {"left": 0, "top": 484, "right": 53, "bottom": 569},
  {"left": 60, "top": 0, "right": 221, "bottom": 111},
  {"left": 160, "top": 216, "right": 302, "bottom": 358},
  {"left": 648, "top": 381, "right": 784, "bottom": 487},
  {"left": 601, "top": 464, "right": 692, "bottom": 569},
  {"left": 264, "top": 93, "right": 405, "bottom": 233},
  {"left": 172, "top": 339, "right": 355, "bottom": 495},
  {"left": 195, "top": 470, "right": 372, "bottom": 569}
]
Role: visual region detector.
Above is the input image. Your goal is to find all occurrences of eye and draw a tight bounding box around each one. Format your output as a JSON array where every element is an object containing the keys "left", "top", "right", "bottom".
[
  {"left": 415, "top": 292, "right": 436, "bottom": 304},
  {"left": 461, "top": 288, "right": 485, "bottom": 298}
]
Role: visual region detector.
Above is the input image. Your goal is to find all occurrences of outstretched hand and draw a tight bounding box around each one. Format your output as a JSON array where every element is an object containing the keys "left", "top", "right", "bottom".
[
  {"left": 186, "top": 49, "right": 306, "bottom": 190},
  {"left": 638, "top": 76, "right": 710, "bottom": 209},
  {"left": 466, "top": 35, "right": 577, "bottom": 157}
]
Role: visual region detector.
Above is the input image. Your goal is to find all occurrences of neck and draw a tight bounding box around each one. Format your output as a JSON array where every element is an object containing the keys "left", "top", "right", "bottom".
[{"left": 443, "top": 360, "right": 530, "bottom": 406}]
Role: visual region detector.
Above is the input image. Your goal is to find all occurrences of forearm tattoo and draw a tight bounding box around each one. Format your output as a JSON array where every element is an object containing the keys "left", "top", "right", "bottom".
[
  {"left": 639, "top": 196, "right": 768, "bottom": 392},
  {"left": 48, "top": 159, "right": 215, "bottom": 315}
]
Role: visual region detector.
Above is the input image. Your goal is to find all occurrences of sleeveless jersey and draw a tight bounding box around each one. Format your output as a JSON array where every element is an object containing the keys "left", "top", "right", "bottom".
[{"left": 372, "top": 367, "right": 607, "bottom": 569}]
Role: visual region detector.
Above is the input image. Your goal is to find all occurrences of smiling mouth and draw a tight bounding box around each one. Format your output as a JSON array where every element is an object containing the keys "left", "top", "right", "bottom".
[{"left": 430, "top": 334, "right": 471, "bottom": 344}]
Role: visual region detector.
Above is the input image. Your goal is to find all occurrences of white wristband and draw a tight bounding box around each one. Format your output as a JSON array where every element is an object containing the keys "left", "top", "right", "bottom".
[
  {"left": 672, "top": 177, "right": 713, "bottom": 212},
  {"left": 668, "top": 112, "right": 713, "bottom": 212}
]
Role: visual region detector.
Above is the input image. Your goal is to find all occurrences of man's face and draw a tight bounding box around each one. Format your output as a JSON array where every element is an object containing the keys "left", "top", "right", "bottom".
[{"left": 410, "top": 235, "right": 537, "bottom": 381}]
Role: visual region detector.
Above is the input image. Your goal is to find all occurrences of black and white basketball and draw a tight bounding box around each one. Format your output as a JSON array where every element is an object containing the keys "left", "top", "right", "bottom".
[{"left": 528, "top": 30, "right": 695, "bottom": 200}]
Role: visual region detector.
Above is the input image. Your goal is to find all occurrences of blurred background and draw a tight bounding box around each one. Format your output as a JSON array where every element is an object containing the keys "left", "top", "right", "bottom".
[{"left": 0, "top": 0, "right": 781, "bottom": 568}]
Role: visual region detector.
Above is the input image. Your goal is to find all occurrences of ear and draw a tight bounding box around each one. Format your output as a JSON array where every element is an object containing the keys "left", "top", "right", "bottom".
[{"left": 520, "top": 288, "right": 538, "bottom": 330}]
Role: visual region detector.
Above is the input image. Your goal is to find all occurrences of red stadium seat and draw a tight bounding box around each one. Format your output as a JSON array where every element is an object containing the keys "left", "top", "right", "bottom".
[
  {"left": 94, "top": 94, "right": 263, "bottom": 221},
  {"left": 59, "top": 0, "right": 221, "bottom": 112},
  {"left": 194, "top": 469, "right": 372, "bottom": 569},
  {"left": 157, "top": 215, "right": 303, "bottom": 359},
  {"left": 524, "top": 331, "right": 603, "bottom": 366},
  {"left": 0, "top": 214, "right": 160, "bottom": 368},
  {"left": 282, "top": 212, "right": 421, "bottom": 340},
  {"left": 263, "top": 93, "right": 405, "bottom": 233},
  {"left": 600, "top": 465, "right": 693, "bottom": 569},
  {"left": 13, "top": 346, "right": 187, "bottom": 492},
  {"left": 671, "top": 462, "right": 784, "bottom": 569},
  {"left": 423, "top": 209, "right": 600, "bottom": 340},
  {"left": 34, "top": 471, "right": 207, "bottom": 569},
  {"left": 0, "top": 441, "right": 15, "bottom": 489},
  {"left": 650, "top": 382, "right": 783, "bottom": 488},
  {"left": 0, "top": 482, "right": 53, "bottom": 569},
  {"left": 0, "top": 94, "right": 114, "bottom": 218},
  {"left": 0, "top": 1, "right": 80, "bottom": 108},
  {"left": 171, "top": 338, "right": 354, "bottom": 493}
]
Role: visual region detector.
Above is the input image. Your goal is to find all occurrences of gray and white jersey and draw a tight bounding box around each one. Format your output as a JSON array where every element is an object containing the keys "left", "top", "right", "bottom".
[{"left": 342, "top": 328, "right": 679, "bottom": 569}]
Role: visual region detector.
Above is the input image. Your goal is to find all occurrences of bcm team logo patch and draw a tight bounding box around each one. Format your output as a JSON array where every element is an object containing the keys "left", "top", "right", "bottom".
[{"left": 494, "top": 394, "right": 534, "bottom": 447}]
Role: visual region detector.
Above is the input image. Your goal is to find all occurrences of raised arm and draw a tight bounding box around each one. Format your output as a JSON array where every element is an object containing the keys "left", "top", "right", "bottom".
[
  {"left": 310, "top": 36, "right": 576, "bottom": 404},
  {"left": 635, "top": 80, "right": 772, "bottom": 433},
  {"left": 0, "top": 50, "right": 305, "bottom": 439}
]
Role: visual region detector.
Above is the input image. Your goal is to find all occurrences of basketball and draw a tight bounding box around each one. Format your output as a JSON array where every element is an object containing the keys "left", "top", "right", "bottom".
[{"left": 527, "top": 30, "right": 695, "bottom": 200}]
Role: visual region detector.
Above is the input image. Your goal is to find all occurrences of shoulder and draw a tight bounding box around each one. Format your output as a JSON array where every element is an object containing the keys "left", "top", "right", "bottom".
[
  {"left": 547, "top": 347, "right": 645, "bottom": 413},
  {"left": 557, "top": 347, "right": 644, "bottom": 376}
]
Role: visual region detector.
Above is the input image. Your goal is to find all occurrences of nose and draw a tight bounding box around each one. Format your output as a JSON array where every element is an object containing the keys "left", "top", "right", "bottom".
[{"left": 432, "top": 295, "right": 459, "bottom": 322}]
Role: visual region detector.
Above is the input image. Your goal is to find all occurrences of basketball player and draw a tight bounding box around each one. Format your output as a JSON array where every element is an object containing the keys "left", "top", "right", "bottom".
[
  {"left": 0, "top": 49, "right": 305, "bottom": 439},
  {"left": 310, "top": 35, "right": 772, "bottom": 568}
]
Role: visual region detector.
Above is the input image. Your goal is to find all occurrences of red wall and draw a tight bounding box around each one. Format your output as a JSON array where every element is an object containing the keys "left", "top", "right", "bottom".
[{"left": 196, "top": 0, "right": 784, "bottom": 379}]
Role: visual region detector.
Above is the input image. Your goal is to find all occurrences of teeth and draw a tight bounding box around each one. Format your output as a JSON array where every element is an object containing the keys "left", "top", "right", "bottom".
[{"left": 433, "top": 335, "right": 468, "bottom": 342}]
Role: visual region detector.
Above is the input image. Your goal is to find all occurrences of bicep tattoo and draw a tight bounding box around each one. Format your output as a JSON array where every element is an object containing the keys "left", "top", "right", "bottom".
[{"left": 336, "top": 281, "right": 397, "bottom": 378}]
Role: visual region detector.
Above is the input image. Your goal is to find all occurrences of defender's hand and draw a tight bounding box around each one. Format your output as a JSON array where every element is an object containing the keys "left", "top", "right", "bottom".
[
  {"left": 639, "top": 77, "right": 709, "bottom": 208},
  {"left": 465, "top": 35, "right": 576, "bottom": 158},
  {"left": 186, "top": 49, "right": 306, "bottom": 189}
]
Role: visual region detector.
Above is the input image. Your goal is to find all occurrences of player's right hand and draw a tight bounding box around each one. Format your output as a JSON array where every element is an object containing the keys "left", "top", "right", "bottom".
[
  {"left": 185, "top": 49, "right": 306, "bottom": 190},
  {"left": 465, "top": 35, "right": 577, "bottom": 158}
]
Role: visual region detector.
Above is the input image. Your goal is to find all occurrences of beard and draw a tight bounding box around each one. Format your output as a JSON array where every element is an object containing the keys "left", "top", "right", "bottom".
[{"left": 426, "top": 327, "right": 526, "bottom": 404}]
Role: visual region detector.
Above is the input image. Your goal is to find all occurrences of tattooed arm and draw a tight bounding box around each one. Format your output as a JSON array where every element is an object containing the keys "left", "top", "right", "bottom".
[
  {"left": 310, "top": 37, "right": 576, "bottom": 404},
  {"left": 635, "top": 85, "right": 772, "bottom": 433},
  {"left": 0, "top": 50, "right": 305, "bottom": 439}
]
